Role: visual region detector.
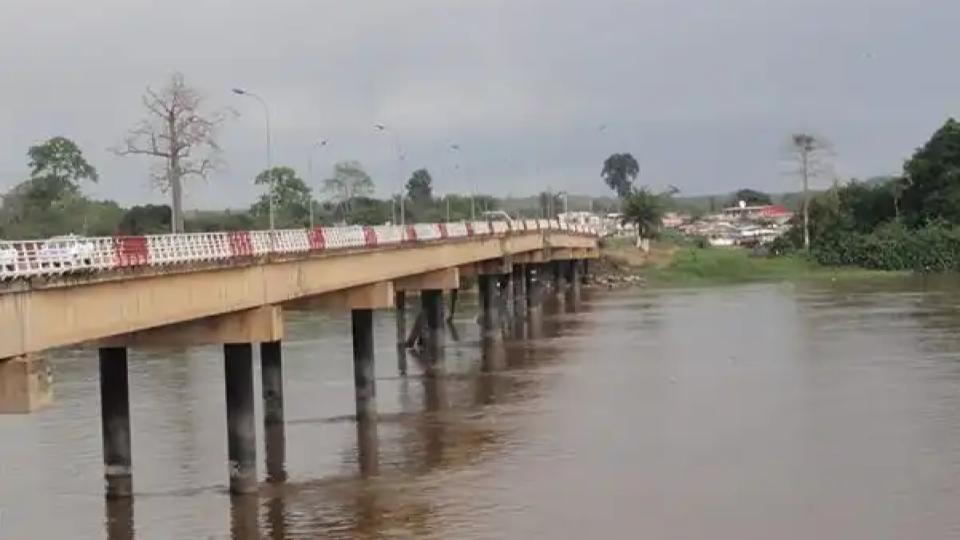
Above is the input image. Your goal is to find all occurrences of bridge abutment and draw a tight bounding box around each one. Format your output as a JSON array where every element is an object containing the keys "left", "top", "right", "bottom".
[
  {"left": 99, "top": 347, "right": 133, "bottom": 499},
  {"left": 224, "top": 343, "right": 258, "bottom": 495}
]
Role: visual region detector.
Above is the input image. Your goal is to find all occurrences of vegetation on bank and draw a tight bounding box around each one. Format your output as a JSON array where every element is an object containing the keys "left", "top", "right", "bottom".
[
  {"left": 600, "top": 237, "right": 898, "bottom": 286},
  {"left": 772, "top": 119, "right": 960, "bottom": 271}
]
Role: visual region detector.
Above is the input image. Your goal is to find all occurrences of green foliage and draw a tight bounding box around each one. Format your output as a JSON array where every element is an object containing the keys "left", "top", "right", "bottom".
[
  {"left": 601, "top": 153, "right": 639, "bottom": 198},
  {"left": 251, "top": 166, "right": 312, "bottom": 228},
  {"left": 405, "top": 169, "right": 433, "bottom": 204},
  {"left": 118, "top": 205, "right": 171, "bottom": 234},
  {"left": 621, "top": 187, "right": 664, "bottom": 238},
  {"left": 729, "top": 188, "right": 772, "bottom": 206},
  {"left": 811, "top": 223, "right": 960, "bottom": 272},
  {"left": 186, "top": 210, "right": 254, "bottom": 232},
  {"left": 900, "top": 118, "right": 960, "bottom": 227},
  {"left": 28, "top": 136, "right": 99, "bottom": 187}
]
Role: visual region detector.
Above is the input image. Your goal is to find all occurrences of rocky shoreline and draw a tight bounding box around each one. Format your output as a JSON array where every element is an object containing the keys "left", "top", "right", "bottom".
[{"left": 584, "top": 254, "right": 647, "bottom": 289}]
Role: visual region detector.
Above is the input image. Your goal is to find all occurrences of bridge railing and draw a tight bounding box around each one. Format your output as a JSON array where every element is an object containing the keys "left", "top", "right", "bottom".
[{"left": 0, "top": 220, "right": 598, "bottom": 282}]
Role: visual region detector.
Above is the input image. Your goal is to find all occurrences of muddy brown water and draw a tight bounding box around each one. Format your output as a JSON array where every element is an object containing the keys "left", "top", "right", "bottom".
[{"left": 3, "top": 277, "right": 960, "bottom": 539}]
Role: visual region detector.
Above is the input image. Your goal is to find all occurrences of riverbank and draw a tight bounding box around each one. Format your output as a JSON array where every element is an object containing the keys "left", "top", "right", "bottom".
[{"left": 594, "top": 239, "right": 900, "bottom": 287}]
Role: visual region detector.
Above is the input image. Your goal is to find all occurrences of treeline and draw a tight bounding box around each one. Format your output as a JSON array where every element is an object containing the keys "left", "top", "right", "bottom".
[
  {"left": 776, "top": 118, "right": 960, "bottom": 271},
  {"left": 0, "top": 136, "right": 584, "bottom": 238}
]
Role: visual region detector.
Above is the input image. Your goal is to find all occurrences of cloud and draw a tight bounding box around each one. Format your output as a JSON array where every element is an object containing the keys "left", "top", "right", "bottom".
[{"left": 1, "top": 0, "right": 958, "bottom": 211}]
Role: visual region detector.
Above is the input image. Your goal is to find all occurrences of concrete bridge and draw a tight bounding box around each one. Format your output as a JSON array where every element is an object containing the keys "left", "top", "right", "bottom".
[{"left": 0, "top": 219, "right": 598, "bottom": 497}]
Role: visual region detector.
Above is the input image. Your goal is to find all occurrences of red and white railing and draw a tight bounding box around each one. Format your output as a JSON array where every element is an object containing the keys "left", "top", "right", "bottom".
[{"left": 0, "top": 220, "right": 598, "bottom": 281}]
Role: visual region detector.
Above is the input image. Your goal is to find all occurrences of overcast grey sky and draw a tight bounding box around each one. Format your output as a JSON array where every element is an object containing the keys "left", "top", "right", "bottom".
[{"left": 2, "top": 0, "right": 958, "bottom": 209}]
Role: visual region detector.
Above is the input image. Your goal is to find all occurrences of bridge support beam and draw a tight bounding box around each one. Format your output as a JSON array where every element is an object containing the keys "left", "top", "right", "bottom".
[
  {"left": 224, "top": 343, "right": 257, "bottom": 495},
  {"left": 351, "top": 309, "right": 377, "bottom": 421},
  {"left": 260, "top": 340, "right": 286, "bottom": 483},
  {"left": 99, "top": 347, "right": 132, "bottom": 499}
]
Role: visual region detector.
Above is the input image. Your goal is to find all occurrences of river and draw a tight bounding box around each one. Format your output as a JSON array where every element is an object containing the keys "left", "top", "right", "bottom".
[{"left": 2, "top": 277, "right": 960, "bottom": 539}]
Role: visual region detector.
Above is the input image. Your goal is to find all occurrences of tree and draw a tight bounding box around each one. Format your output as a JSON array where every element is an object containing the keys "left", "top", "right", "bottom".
[
  {"left": 27, "top": 136, "right": 99, "bottom": 198},
  {"left": 406, "top": 168, "right": 433, "bottom": 204},
  {"left": 538, "top": 191, "right": 563, "bottom": 218},
  {"left": 900, "top": 118, "right": 960, "bottom": 227},
  {"left": 323, "top": 161, "right": 375, "bottom": 219},
  {"left": 115, "top": 72, "right": 232, "bottom": 233},
  {"left": 601, "top": 153, "right": 640, "bottom": 198},
  {"left": 621, "top": 187, "right": 664, "bottom": 239},
  {"left": 788, "top": 133, "right": 831, "bottom": 250},
  {"left": 251, "top": 167, "right": 311, "bottom": 228},
  {"left": 729, "top": 188, "right": 772, "bottom": 206},
  {"left": 118, "top": 204, "right": 172, "bottom": 234}
]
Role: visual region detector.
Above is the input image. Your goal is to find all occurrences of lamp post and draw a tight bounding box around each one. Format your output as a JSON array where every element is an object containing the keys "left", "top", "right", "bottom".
[
  {"left": 307, "top": 139, "right": 328, "bottom": 228},
  {"left": 232, "top": 88, "right": 274, "bottom": 230},
  {"left": 449, "top": 143, "right": 475, "bottom": 220},
  {"left": 374, "top": 124, "right": 405, "bottom": 226}
]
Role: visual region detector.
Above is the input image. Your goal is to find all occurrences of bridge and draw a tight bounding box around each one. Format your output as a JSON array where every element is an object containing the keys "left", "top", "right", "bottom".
[{"left": 0, "top": 219, "right": 598, "bottom": 497}]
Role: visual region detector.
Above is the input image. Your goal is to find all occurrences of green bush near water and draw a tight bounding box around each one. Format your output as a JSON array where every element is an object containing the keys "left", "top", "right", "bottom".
[
  {"left": 648, "top": 247, "right": 822, "bottom": 284},
  {"left": 812, "top": 223, "right": 960, "bottom": 271}
]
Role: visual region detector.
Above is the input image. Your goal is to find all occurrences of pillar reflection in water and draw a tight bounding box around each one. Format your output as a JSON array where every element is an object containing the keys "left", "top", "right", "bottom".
[
  {"left": 421, "top": 373, "right": 448, "bottom": 467},
  {"left": 104, "top": 497, "right": 135, "bottom": 540},
  {"left": 263, "top": 493, "right": 288, "bottom": 540},
  {"left": 356, "top": 416, "right": 380, "bottom": 477},
  {"left": 230, "top": 494, "right": 260, "bottom": 540}
]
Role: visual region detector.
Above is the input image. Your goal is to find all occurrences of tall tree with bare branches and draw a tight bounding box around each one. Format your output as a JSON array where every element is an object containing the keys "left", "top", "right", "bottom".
[
  {"left": 788, "top": 133, "right": 831, "bottom": 250},
  {"left": 114, "top": 73, "right": 232, "bottom": 232}
]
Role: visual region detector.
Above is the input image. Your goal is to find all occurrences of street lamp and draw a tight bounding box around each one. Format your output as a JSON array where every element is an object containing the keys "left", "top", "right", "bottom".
[
  {"left": 448, "top": 142, "right": 475, "bottom": 220},
  {"left": 307, "top": 139, "right": 328, "bottom": 228},
  {"left": 232, "top": 88, "right": 274, "bottom": 230},
  {"left": 374, "top": 124, "right": 405, "bottom": 226}
]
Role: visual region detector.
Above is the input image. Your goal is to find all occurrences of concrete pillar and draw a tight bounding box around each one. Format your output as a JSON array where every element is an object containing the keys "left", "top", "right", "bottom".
[
  {"left": 0, "top": 355, "right": 53, "bottom": 413},
  {"left": 420, "top": 290, "right": 444, "bottom": 361},
  {"left": 224, "top": 343, "right": 257, "bottom": 495},
  {"left": 395, "top": 291, "right": 407, "bottom": 376},
  {"left": 99, "top": 347, "right": 133, "bottom": 499},
  {"left": 552, "top": 261, "right": 563, "bottom": 292},
  {"left": 501, "top": 271, "right": 514, "bottom": 321},
  {"left": 478, "top": 274, "right": 502, "bottom": 340},
  {"left": 524, "top": 265, "right": 537, "bottom": 309},
  {"left": 260, "top": 341, "right": 284, "bottom": 426},
  {"left": 513, "top": 264, "right": 526, "bottom": 316},
  {"left": 351, "top": 309, "right": 377, "bottom": 421},
  {"left": 260, "top": 341, "right": 285, "bottom": 483}
]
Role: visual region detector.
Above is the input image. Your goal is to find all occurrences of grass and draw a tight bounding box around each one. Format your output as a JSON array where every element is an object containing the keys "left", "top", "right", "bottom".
[{"left": 600, "top": 240, "right": 902, "bottom": 286}]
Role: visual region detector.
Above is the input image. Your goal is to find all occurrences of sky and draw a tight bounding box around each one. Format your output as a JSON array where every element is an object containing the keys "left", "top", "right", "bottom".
[{"left": 1, "top": 0, "right": 958, "bottom": 210}]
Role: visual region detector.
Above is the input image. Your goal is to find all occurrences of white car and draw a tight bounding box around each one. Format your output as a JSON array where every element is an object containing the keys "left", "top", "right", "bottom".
[{"left": 38, "top": 235, "right": 95, "bottom": 268}]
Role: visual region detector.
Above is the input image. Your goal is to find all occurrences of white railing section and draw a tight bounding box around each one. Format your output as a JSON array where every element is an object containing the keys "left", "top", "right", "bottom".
[{"left": 0, "top": 221, "right": 597, "bottom": 281}]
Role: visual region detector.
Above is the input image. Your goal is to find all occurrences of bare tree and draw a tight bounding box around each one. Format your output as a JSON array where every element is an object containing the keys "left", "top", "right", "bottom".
[
  {"left": 323, "top": 161, "right": 375, "bottom": 218},
  {"left": 114, "top": 73, "right": 232, "bottom": 233},
  {"left": 788, "top": 133, "right": 831, "bottom": 250}
]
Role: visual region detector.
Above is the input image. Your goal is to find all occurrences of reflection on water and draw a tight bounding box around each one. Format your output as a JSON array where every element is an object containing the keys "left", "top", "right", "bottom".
[{"left": 7, "top": 277, "right": 960, "bottom": 538}]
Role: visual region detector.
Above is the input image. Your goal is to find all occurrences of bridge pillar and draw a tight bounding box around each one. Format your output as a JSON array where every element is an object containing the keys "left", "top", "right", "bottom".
[
  {"left": 224, "top": 343, "right": 257, "bottom": 495},
  {"left": 478, "top": 274, "right": 502, "bottom": 340},
  {"left": 99, "top": 347, "right": 133, "bottom": 499},
  {"left": 395, "top": 291, "right": 407, "bottom": 376},
  {"left": 513, "top": 264, "right": 526, "bottom": 317},
  {"left": 420, "top": 290, "right": 445, "bottom": 363},
  {"left": 260, "top": 341, "right": 286, "bottom": 483},
  {"left": 351, "top": 309, "right": 377, "bottom": 421},
  {"left": 552, "top": 261, "right": 563, "bottom": 293}
]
